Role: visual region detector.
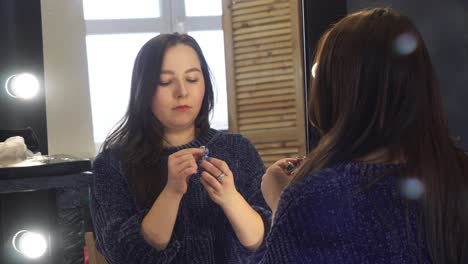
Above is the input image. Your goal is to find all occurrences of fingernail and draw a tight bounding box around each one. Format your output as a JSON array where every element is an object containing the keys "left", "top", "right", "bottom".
[
  {"left": 206, "top": 156, "right": 212, "bottom": 161},
  {"left": 204, "top": 149, "right": 209, "bottom": 155}
]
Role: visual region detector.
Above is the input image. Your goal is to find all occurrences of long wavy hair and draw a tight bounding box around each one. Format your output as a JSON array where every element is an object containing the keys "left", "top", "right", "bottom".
[
  {"left": 294, "top": 8, "right": 468, "bottom": 263},
  {"left": 101, "top": 33, "right": 214, "bottom": 205}
]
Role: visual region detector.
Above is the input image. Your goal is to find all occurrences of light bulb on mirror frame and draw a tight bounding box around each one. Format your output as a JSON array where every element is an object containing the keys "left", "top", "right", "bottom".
[
  {"left": 5, "top": 73, "right": 40, "bottom": 99},
  {"left": 12, "top": 230, "right": 48, "bottom": 259},
  {"left": 311, "top": 62, "right": 318, "bottom": 78}
]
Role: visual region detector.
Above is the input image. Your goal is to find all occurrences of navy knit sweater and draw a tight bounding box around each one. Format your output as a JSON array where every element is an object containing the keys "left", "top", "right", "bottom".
[
  {"left": 90, "top": 129, "right": 271, "bottom": 264},
  {"left": 259, "top": 162, "right": 432, "bottom": 264}
]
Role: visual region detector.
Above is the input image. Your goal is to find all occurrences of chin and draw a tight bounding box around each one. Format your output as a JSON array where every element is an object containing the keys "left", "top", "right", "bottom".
[{"left": 168, "top": 120, "right": 197, "bottom": 130}]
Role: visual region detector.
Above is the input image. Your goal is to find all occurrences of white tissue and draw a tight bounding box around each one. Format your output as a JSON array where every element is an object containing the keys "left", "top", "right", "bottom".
[{"left": 0, "top": 136, "right": 28, "bottom": 167}]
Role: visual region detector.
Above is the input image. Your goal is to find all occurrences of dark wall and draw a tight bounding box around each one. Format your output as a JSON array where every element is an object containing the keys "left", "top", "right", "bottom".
[
  {"left": 347, "top": 0, "right": 468, "bottom": 150},
  {"left": 0, "top": 0, "right": 47, "bottom": 154},
  {"left": 301, "top": 0, "right": 347, "bottom": 152}
]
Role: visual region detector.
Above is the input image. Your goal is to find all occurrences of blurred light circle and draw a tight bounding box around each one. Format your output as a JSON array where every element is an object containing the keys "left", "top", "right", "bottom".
[
  {"left": 401, "top": 178, "right": 425, "bottom": 200},
  {"left": 393, "top": 33, "right": 418, "bottom": 56},
  {"left": 5, "top": 73, "right": 40, "bottom": 99},
  {"left": 12, "top": 230, "right": 48, "bottom": 259}
]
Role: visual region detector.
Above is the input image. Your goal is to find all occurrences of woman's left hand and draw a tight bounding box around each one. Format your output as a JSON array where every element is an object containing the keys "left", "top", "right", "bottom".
[
  {"left": 261, "top": 158, "right": 296, "bottom": 214},
  {"left": 199, "top": 157, "right": 240, "bottom": 208}
]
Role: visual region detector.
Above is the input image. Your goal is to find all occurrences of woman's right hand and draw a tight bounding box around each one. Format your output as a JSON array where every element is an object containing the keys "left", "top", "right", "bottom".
[
  {"left": 165, "top": 148, "right": 204, "bottom": 196},
  {"left": 261, "top": 158, "right": 298, "bottom": 215}
]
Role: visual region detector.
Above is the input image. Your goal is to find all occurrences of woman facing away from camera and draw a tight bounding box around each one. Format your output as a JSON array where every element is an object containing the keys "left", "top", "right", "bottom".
[
  {"left": 90, "top": 33, "right": 270, "bottom": 264},
  {"left": 260, "top": 7, "right": 468, "bottom": 264}
]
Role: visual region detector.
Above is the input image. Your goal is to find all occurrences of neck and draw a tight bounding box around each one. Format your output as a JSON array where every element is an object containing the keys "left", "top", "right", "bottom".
[{"left": 163, "top": 126, "right": 196, "bottom": 148}]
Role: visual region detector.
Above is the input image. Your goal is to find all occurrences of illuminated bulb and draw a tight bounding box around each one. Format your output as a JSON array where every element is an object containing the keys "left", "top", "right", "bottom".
[
  {"left": 311, "top": 62, "right": 318, "bottom": 78},
  {"left": 5, "top": 73, "right": 40, "bottom": 99},
  {"left": 12, "top": 230, "right": 48, "bottom": 259}
]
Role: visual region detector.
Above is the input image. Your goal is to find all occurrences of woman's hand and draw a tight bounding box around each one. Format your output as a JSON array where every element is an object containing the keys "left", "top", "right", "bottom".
[
  {"left": 199, "top": 157, "right": 240, "bottom": 208},
  {"left": 200, "top": 157, "right": 266, "bottom": 251},
  {"left": 261, "top": 158, "right": 297, "bottom": 215},
  {"left": 165, "top": 148, "right": 204, "bottom": 196},
  {"left": 143, "top": 148, "right": 203, "bottom": 251}
]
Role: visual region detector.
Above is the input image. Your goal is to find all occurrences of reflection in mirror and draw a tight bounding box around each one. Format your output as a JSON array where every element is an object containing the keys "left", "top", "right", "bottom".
[
  {"left": 84, "top": 1, "right": 227, "bottom": 153},
  {"left": 4, "top": 0, "right": 467, "bottom": 263}
]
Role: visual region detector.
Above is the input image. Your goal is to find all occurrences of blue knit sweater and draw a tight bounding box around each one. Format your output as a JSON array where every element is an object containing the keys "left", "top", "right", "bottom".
[
  {"left": 90, "top": 129, "right": 271, "bottom": 264},
  {"left": 259, "top": 162, "right": 432, "bottom": 264}
]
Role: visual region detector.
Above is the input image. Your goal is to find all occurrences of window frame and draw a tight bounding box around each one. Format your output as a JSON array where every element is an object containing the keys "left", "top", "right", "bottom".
[{"left": 84, "top": 0, "right": 222, "bottom": 34}]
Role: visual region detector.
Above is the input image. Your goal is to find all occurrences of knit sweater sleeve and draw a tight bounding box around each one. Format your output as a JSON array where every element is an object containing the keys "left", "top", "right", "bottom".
[
  {"left": 226, "top": 135, "right": 272, "bottom": 262},
  {"left": 90, "top": 152, "right": 181, "bottom": 264}
]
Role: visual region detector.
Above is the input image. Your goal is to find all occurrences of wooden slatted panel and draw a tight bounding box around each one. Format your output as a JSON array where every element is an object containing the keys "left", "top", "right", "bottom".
[
  {"left": 256, "top": 139, "right": 301, "bottom": 167},
  {"left": 236, "top": 68, "right": 294, "bottom": 80},
  {"left": 237, "top": 75, "right": 293, "bottom": 87},
  {"left": 238, "top": 108, "right": 296, "bottom": 118},
  {"left": 237, "top": 80, "right": 291, "bottom": 92},
  {"left": 235, "top": 54, "right": 292, "bottom": 68},
  {"left": 237, "top": 86, "right": 293, "bottom": 99},
  {"left": 233, "top": 15, "right": 291, "bottom": 30},
  {"left": 223, "top": 0, "right": 306, "bottom": 165},
  {"left": 232, "top": 4, "right": 290, "bottom": 23},
  {"left": 235, "top": 48, "right": 293, "bottom": 62},
  {"left": 231, "top": 1, "right": 290, "bottom": 17},
  {"left": 235, "top": 42, "right": 292, "bottom": 56},
  {"left": 234, "top": 35, "right": 292, "bottom": 48}
]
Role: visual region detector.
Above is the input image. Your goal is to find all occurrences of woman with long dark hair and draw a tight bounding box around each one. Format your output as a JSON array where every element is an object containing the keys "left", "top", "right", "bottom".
[
  {"left": 260, "top": 7, "right": 468, "bottom": 263},
  {"left": 90, "top": 33, "right": 270, "bottom": 264}
]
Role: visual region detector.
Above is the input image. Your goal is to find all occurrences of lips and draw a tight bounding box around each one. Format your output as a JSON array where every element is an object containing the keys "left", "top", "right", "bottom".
[{"left": 174, "top": 105, "right": 192, "bottom": 111}]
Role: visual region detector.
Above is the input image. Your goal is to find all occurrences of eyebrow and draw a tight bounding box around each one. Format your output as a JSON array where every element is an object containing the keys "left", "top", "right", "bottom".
[
  {"left": 160, "top": 67, "right": 201, "bottom": 75},
  {"left": 185, "top": 67, "right": 201, "bottom": 74}
]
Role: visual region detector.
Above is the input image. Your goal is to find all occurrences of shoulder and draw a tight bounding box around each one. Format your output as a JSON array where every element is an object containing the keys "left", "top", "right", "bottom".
[
  {"left": 91, "top": 150, "right": 132, "bottom": 198},
  {"left": 93, "top": 149, "right": 118, "bottom": 167},
  {"left": 284, "top": 168, "right": 343, "bottom": 198},
  {"left": 278, "top": 167, "right": 362, "bottom": 217},
  {"left": 209, "top": 129, "right": 254, "bottom": 147},
  {"left": 208, "top": 130, "right": 260, "bottom": 158},
  {"left": 92, "top": 149, "right": 125, "bottom": 178}
]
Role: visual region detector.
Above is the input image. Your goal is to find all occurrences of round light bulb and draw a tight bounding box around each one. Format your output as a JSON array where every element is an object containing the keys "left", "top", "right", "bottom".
[
  {"left": 5, "top": 73, "right": 40, "bottom": 99},
  {"left": 12, "top": 230, "right": 48, "bottom": 259}
]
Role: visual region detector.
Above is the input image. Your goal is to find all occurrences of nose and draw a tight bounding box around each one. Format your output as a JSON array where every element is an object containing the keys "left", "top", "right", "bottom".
[{"left": 175, "top": 81, "right": 188, "bottom": 98}]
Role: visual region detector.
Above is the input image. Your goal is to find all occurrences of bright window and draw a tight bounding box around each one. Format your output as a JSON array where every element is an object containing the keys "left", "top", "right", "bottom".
[
  {"left": 184, "top": 0, "right": 222, "bottom": 16},
  {"left": 82, "top": 0, "right": 160, "bottom": 20},
  {"left": 86, "top": 33, "right": 158, "bottom": 150},
  {"left": 189, "top": 30, "right": 228, "bottom": 130}
]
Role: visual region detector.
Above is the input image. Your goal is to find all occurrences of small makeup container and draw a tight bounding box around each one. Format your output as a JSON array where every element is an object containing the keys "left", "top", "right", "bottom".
[
  {"left": 200, "top": 146, "right": 210, "bottom": 160},
  {"left": 284, "top": 156, "right": 306, "bottom": 175}
]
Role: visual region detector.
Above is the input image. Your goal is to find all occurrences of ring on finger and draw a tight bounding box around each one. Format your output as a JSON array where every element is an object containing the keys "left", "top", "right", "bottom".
[{"left": 216, "top": 173, "right": 226, "bottom": 184}]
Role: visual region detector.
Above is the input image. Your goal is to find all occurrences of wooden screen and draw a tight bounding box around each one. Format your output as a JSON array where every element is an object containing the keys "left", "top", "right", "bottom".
[{"left": 223, "top": 0, "right": 306, "bottom": 166}]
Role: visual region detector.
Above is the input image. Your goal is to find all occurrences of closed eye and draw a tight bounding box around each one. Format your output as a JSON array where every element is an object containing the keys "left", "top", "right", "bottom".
[{"left": 159, "top": 81, "right": 171, "bottom": 86}]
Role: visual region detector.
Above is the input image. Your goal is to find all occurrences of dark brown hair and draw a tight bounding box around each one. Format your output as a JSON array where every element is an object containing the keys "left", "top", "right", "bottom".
[
  {"left": 295, "top": 7, "right": 468, "bottom": 263},
  {"left": 101, "top": 33, "right": 214, "bottom": 205}
]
